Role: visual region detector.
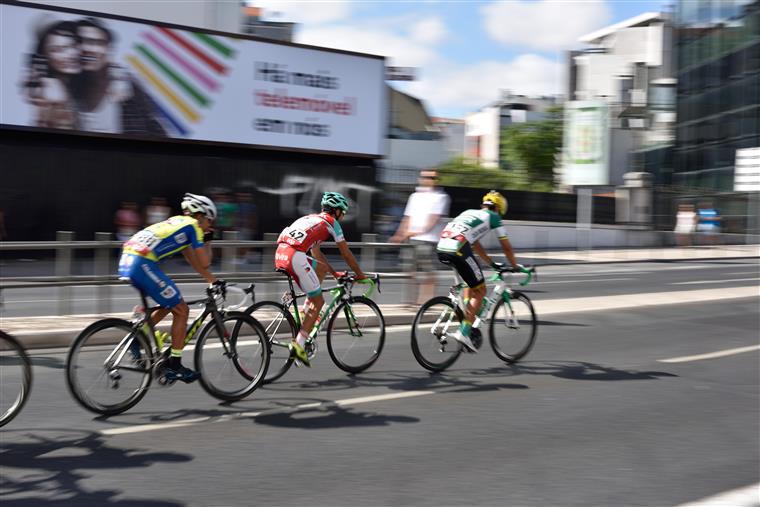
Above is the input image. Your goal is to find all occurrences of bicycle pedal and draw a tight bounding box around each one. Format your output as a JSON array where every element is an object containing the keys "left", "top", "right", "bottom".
[{"left": 470, "top": 329, "right": 483, "bottom": 350}]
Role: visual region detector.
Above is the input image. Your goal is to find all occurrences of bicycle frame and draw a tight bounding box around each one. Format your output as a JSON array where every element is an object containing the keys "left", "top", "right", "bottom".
[{"left": 449, "top": 269, "right": 534, "bottom": 329}]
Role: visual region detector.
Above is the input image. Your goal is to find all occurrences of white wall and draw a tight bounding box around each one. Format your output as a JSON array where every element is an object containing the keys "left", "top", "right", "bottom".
[
  {"left": 384, "top": 138, "right": 448, "bottom": 168},
  {"left": 465, "top": 106, "right": 500, "bottom": 168},
  {"left": 29, "top": 0, "right": 242, "bottom": 33}
]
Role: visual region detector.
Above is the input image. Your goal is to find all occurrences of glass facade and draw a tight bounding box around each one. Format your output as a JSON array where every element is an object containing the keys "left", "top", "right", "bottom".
[{"left": 673, "top": 0, "right": 760, "bottom": 190}]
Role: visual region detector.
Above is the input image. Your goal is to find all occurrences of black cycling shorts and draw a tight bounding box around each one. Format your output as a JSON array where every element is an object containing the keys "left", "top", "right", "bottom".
[{"left": 436, "top": 242, "right": 484, "bottom": 288}]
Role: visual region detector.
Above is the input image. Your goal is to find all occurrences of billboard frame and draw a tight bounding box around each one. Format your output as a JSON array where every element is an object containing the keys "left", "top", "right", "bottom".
[{"left": 0, "top": 0, "right": 388, "bottom": 159}]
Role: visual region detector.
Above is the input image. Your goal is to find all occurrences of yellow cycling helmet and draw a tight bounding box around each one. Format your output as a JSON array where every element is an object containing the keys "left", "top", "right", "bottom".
[{"left": 482, "top": 190, "right": 507, "bottom": 216}]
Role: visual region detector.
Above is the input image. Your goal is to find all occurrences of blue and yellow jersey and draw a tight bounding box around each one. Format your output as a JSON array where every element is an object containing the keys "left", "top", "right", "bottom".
[{"left": 122, "top": 215, "right": 204, "bottom": 262}]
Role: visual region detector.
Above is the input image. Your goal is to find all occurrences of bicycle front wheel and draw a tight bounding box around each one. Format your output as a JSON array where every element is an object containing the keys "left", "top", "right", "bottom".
[
  {"left": 245, "top": 301, "right": 296, "bottom": 384},
  {"left": 65, "top": 318, "right": 153, "bottom": 416},
  {"left": 489, "top": 292, "right": 537, "bottom": 363},
  {"left": 195, "top": 311, "right": 270, "bottom": 402},
  {"left": 0, "top": 331, "right": 33, "bottom": 427},
  {"left": 326, "top": 296, "right": 385, "bottom": 374},
  {"left": 411, "top": 296, "right": 463, "bottom": 372}
]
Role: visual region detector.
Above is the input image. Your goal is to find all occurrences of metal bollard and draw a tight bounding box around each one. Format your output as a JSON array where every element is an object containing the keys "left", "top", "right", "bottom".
[
  {"left": 222, "top": 230, "right": 238, "bottom": 273},
  {"left": 56, "top": 231, "right": 74, "bottom": 316},
  {"left": 94, "top": 232, "right": 112, "bottom": 314},
  {"left": 361, "top": 233, "right": 377, "bottom": 273}
]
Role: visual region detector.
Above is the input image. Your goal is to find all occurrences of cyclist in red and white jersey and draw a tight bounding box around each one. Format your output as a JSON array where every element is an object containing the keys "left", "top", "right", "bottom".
[{"left": 275, "top": 192, "right": 367, "bottom": 366}]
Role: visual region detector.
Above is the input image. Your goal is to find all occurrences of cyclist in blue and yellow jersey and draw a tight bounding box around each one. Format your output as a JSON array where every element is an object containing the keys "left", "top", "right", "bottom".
[
  {"left": 436, "top": 190, "right": 529, "bottom": 352},
  {"left": 118, "top": 193, "right": 221, "bottom": 382}
]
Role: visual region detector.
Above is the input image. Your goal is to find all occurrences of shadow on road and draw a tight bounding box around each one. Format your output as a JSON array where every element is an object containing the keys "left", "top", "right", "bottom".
[
  {"left": 253, "top": 403, "right": 419, "bottom": 429},
  {"left": 536, "top": 320, "right": 590, "bottom": 327},
  {"left": 30, "top": 356, "right": 66, "bottom": 370},
  {"left": 0, "top": 429, "right": 191, "bottom": 507},
  {"left": 264, "top": 368, "right": 530, "bottom": 395},
  {"left": 483, "top": 361, "right": 679, "bottom": 381}
]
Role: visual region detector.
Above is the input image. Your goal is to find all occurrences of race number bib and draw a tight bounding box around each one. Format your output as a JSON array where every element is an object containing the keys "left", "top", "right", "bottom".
[
  {"left": 124, "top": 230, "right": 161, "bottom": 255},
  {"left": 285, "top": 228, "right": 308, "bottom": 244}
]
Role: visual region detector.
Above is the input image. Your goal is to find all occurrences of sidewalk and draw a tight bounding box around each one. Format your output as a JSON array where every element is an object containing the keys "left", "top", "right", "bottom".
[{"left": 3, "top": 244, "right": 758, "bottom": 349}]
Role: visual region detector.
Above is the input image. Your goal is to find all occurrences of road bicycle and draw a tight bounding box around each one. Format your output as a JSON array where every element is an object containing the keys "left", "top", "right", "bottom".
[
  {"left": 66, "top": 282, "right": 270, "bottom": 416},
  {"left": 411, "top": 265, "right": 537, "bottom": 372},
  {"left": 245, "top": 272, "right": 384, "bottom": 383},
  {"left": 0, "top": 330, "right": 33, "bottom": 427}
]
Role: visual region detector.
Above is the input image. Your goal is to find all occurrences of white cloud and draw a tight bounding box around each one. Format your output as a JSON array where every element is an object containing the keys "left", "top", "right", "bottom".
[
  {"left": 253, "top": 0, "right": 352, "bottom": 25},
  {"left": 404, "top": 54, "right": 564, "bottom": 117},
  {"left": 481, "top": 0, "right": 611, "bottom": 51},
  {"left": 298, "top": 23, "right": 441, "bottom": 66},
  {"left": 411, "top": 17, "right": 447, "bottom": 45}
]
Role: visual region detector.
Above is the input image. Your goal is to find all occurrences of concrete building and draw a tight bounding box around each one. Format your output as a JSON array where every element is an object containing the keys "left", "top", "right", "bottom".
[
  {"left": 377, "top": 86, "right": 447, "bottom": 185},
  {"left": 566, "top": 12, "right": 676, "bottom": 187},
  {"left": 29, "top": 0, "right": 242, "bottom": 33},
  {"left": 241, "top": 5, "right": 294, "bottom": 41},
  {"left": 464, "top": 93, "right": 558, "bottom": 169},
  {"left": 432, "top": 117, "right": 465, "bottom": 161}
]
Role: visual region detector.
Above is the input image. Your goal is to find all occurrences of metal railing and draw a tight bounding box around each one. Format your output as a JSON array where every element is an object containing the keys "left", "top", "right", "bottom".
[{"left": 0, "top": 232, "right": 420, "bottom": 315}]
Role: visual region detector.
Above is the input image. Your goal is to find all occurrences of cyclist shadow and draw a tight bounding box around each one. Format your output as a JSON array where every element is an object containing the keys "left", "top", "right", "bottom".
[
  {"left": 475, "top": 361, "right": 679, "bottom": 381},
  {"left": 252, "top": 402, "right": 420, "bottom": 430},
  {"left": 267, "top": 369, "right": 530, "bottom": 395},
  {"left": 0, "top": 429, "right": 190, "bottom": 506},
  {"left": 30, "top": 356, "right": 66, "bottom": 370}
]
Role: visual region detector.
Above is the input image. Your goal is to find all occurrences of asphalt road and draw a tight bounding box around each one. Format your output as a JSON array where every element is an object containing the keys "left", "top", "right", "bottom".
[{"left": 1, "top": 260, "right": 758, "bottom": 506}]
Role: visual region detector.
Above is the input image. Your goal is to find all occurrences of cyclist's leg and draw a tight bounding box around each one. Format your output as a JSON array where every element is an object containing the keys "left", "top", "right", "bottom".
[
  {"left": 437, "top": 245, "right": 484, "bottom": 351},
  {"left": 281, "top": 250, "right": 322, "bottom": 365}
]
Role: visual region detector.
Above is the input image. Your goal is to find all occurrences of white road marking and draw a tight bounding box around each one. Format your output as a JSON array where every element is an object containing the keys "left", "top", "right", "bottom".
[
  {"left": 670, "top": 277, "right": 760, "bottom": 285},
  {"left": 100, "top": 390, "right": 434, "bottom": 436},
  {"left": 534, "top": 277, "right": 634, "bottom": 285},
  {"left": 658, "top": 345, "right": 760, "bottom": 363},
  {"left": 674, "top": 482, "right": 760, "bottom": 507}
]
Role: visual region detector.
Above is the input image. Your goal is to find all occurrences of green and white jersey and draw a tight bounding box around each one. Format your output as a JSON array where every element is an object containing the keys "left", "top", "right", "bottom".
[{"left": 436, "top": 209, "right": 507, "bottom": 252}]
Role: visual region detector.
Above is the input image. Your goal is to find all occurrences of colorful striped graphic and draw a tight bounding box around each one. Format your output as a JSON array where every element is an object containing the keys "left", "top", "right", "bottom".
[{"left": 127, "top": 26, "right": 236, "bottom": 136}]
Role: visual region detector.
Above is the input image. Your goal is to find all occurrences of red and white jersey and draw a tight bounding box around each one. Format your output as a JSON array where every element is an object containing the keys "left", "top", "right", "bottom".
[{"left": 277, "top": 212, "right": 345, "bottom": 252}]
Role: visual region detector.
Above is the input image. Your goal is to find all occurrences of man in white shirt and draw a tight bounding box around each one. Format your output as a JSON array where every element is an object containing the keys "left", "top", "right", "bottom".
[{"left": 390, "top": 169, "right": 450, "bottom": 305}]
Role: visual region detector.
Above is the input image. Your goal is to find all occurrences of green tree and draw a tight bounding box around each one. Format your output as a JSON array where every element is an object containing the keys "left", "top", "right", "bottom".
[{"left": 500, "top": 106, "right": 563, "bottom": 192}]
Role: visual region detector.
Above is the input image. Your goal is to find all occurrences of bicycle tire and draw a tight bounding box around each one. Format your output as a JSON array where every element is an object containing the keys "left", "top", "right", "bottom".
[
  {"left": 195, "top": 311, "right": 270, "bottom": 402},
  {"left": 326, "top": 296, "right": 385, "bottom": 374},
  {"left": 65, "top": 318, "right": 153, "bottom": 416},
  {"left": 489, "top": 292, "right": 537, "bottom": 363},
  {"left": 411, "top": 296, "right": 463, "bottom": 372},
  {"left": 245, "top": 301, "right": 296, "bottom": 384},
  {"left": 0, "top": 330, "right": 33, "bottom": 427}
]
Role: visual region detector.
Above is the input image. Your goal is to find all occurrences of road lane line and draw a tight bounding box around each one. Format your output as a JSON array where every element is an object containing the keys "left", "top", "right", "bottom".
[
  {"left": 658, "top": 345, "right": 760, "bottom": 363},
  {"left": 675, "top": 482, "right": 760, "bottom": 507},
  {"left": 670, "top": 277, "right": 760, "bottom": 285},
  {"left": 534, "top": 277, "right": 635, "bottom": 285},
  {"left": 100, "top": 390, "right": 435, "bottom": 436}
]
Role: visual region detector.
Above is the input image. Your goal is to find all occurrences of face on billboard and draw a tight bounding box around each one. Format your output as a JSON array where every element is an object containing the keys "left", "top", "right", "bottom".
[
  {"left": 43, "top": 32, "right": 80, "bottom": 75},
  {"left": 79, "top": 25, "right": 110, "bottom": 72}
]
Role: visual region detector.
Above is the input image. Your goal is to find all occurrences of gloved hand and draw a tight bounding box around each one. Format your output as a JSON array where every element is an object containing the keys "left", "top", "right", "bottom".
[
  {"left": 203, "top": 230, "right": 215, "bottom": 243},
  {"left": 210, "top": 279, "right": 227, "bottom": 294},
  {"left": 490, "top": 261, "right": 506, "bottom": 270},
  {"left": 333, "top": 271, "right": 347, "bottom": 280},
  {"left": 517, "top": 264, "right": 531, "bottom": 274}
]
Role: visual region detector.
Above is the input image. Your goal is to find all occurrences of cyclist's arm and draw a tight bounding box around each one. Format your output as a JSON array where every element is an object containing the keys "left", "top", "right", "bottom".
[
  {"left": 311, "top": 244, "right": 337, "bottom": 277},
  {"left": 389, "top": 216, "right": 409, "bottom": 243},
  {"left": 336, "top": 240, "right": 366, "bottom": 279},
  {"left": 498, "top": 237, "right": 520, "bottom": 269},
  {"left": 182, "top": 247, "right": 216, "bottom": 284},
  {"left": 471, "top": 241, "right": 493, "bottom": 266}
]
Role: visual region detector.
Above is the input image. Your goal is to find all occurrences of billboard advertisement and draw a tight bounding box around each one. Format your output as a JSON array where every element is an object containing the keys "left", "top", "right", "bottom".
[
  {"left": 0, "top": 1, "right": 387, "bottom": 156},
  {"left": 561, "top": 100, "right": 610, "bottom": 186}
]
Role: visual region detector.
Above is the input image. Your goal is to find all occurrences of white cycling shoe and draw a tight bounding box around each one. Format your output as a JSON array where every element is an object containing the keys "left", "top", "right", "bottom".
[{"left": 452, "top": 330, "right": 478, "bottom": 353}]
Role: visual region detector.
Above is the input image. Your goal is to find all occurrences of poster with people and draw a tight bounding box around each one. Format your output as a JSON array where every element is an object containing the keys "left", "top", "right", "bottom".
[{"left": 0, "top": 2, "right": 387, "bottom": 156}]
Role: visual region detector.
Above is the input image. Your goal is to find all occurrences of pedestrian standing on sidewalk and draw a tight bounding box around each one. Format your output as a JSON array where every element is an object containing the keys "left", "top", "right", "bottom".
[{"left": 390, "top": 169, "right": 450, "bottom": 305}]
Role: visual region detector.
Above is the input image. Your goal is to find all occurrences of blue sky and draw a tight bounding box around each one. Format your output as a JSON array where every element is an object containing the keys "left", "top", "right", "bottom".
[{"left": 253, "top": 1, "right": 670, "bottom": 118}]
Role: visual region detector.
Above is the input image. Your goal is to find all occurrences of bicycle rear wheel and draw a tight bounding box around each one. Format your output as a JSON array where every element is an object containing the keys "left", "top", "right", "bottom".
[
  {"left": 245, "top": 301, "right": 296, "bottom": 384},
  {"left": 489, "top": 292, "right": 537, "bottom": 363},
  {"left": 65, "top": 318, "right": 152, "bottom": 416},
  {"left": 195, "top": 311, "right": 270, "bottom": 402},
  {"left": 0, "top": 331, "right": 33, "bottom": 427},
  {"left": 326, "top": 296, "right": 385, "bottom": 374},
  {"left": 411, "top": 296, "right": 463, "bottom": 372}
]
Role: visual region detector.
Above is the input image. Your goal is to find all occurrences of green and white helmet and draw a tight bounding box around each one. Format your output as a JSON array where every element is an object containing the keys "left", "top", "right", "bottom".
[{"left": 321, "top": 191, "right": 349, "bottom": 211}]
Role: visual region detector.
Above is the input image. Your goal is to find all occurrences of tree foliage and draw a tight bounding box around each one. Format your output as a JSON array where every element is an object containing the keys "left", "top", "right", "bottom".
[{"left": 500, "top": 106, "right": 563, "bottom": 191}]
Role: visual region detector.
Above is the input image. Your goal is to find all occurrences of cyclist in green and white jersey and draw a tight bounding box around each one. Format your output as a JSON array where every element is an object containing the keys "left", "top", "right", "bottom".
[{"left": 436, "top": 190, "right": 529, "bottom": 352}]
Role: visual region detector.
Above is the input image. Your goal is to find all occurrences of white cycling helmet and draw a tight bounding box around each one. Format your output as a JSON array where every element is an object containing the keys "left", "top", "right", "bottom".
[{"left": 181, "top": 193, "right": 217, "bottom": 220}]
